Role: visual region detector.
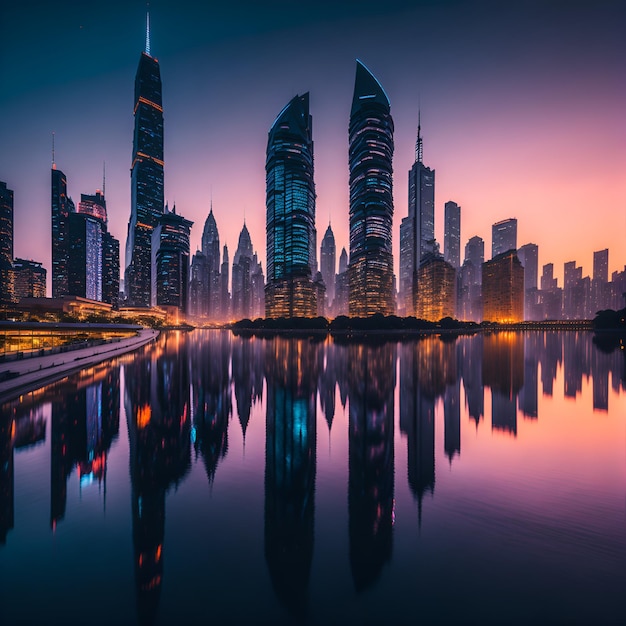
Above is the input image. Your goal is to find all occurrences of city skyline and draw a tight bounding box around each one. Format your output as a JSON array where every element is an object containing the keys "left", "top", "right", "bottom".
[{"left": 1, "top": 0, "right": 625, "bottom": 296}]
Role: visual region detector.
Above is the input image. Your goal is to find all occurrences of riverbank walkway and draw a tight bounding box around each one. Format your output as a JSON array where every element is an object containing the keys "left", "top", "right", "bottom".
[{"left": 0, "top": 328, "right": 159, "bottom": 405}]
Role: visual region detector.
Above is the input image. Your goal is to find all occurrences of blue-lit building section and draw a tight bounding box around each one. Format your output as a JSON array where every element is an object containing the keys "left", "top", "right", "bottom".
[
  {"left": 348, "top": 60, "right": 395, "bottom": 316},
  {"left": 125, "top": 31, "right": 165, "bottom": 308},
  {"left": 68, "top": 213, "right": 103, "bottom": 302},
  {"left": 265, "top": 93, "right": 319, "bottom": 318}
]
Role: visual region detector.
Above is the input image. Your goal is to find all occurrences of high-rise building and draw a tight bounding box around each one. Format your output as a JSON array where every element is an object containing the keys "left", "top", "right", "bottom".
[
  {"left": 265, "top": 93, "right": 318, "bottom": 318},
  {"left": 201, "top": 207, "right": 222, "bottom": 319},
  {"left": 592, "top": 248, "right": 610, "bottom": 314},
  {"left": 125, "top": 14, "right": 165, "bottom": 307},
  {"left": 482, "top": 250, "right": 524, "bottom": 323},
  {"left": 51, "top": 167, "right": 75, "bottom": 298},
  {"left": 399, "top": 114, "right": 435, "bottom": 316},
  {"left": 233, "top": 223, "right": 264, "bottom": 320},
  {"left": 539, "top": 263, "right": 562, "bottom": 320},
  {"left": 78, "top": 189, "right": 120, "bottom": 307},
  {"left": 221, "top": 245, "right": 230, "bottom": 320},
  {"left": 13, "top": 259, "right": 46, "bottom": 299},
  {"left": 151, "top": 206, "right": 193, "bottom": 314},
  {"left": 458, "top": 236, "right": 484, "bottom": 322},
  {"left": 0, "top": 181, "right": 14, "bottom": 303},
  {"left": 320, "top": 224, "right": 336, "bottom": 309},
  {"left": 334, "top": 247, "right": 349, "bottom": 317},
  {"left": 443, "top": 201, "right": 461, "bottom": 269},
  {"left": 415, "top": 254, "right": 456, "bottom": 322},
  {"left": 491, "top": 218, "right": 517, "bottom": 258},
  {"left": 348, "top": 60, "right": 395, "bottom": 317},
  {"left": 68, "top": 212, "right": 103, "bottom": 301},
  {"left": 517, "top": 242, "right": 539, "bottom": 320}
]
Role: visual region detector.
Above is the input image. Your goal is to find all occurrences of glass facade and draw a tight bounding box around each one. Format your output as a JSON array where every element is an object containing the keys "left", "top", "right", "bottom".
[
  {"left": 51, "top": 169, "right": 75, "bottom": 298},
  {"left": 0, "top": 181, "right": 14, "bottom": 304},
  {"left": 151, "top": 209, "right": 193, "bottom": 313},
  {"left": 265, "top": 93, "right": 317, "bottom": 318},
  {"left": 348, "top": 60, "right": 395, "bottom": 317},
  {"left": 491, "top": 218, "right": 517, "bottom": 259},
  {"left": 125, "top": 43, "right": 164, "bottom": 307},
  {"left": 482, "top": 250, "right": 524, "bottom": 323}
]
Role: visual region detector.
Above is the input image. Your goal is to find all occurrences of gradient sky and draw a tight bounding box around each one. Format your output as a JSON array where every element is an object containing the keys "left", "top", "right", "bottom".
[{"left": 1, "top": 0, "right": 624, "bottom": 296}]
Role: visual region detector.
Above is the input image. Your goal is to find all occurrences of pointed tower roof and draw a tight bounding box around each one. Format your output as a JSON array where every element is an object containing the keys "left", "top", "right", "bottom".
[
  {"left": 351, "top": 59, "right": 390, "bottom": 116},
  {"left": 145, "top": 11, "right": 151, "bottom": 56},
  {"left": 415, "top": 109, "right": 423, "bottom": 164}
]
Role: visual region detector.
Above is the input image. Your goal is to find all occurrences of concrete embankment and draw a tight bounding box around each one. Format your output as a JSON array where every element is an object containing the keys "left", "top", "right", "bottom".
[{"left": 0, "top": 328, "right": 159, "bottom": 405}]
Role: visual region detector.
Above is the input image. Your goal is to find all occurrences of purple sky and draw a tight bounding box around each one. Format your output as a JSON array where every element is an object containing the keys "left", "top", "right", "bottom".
[{"left": 1, "top": 0, "right": 624, "bottom": 295}]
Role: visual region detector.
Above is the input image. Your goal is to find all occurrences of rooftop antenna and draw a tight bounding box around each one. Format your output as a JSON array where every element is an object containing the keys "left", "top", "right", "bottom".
[
  {"left": 145, "top": 7, "right": 151, "bottom": 56},
  {"left": 102, "top": 161, "right": 106, "bottom": 198},
  {"left": 52, "top": 132, "right": 56, "bottom": 169},
  {"left": 415, "top": 107, "right": 423, "bottom": 164}
]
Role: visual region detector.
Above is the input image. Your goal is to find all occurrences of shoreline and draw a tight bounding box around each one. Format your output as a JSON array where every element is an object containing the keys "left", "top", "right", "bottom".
[{"left": 0, "top": 328, "right": 159, "bottom": 405}]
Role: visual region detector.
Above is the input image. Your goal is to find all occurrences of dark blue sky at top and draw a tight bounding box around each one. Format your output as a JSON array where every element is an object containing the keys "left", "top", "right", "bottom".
[{"left": 1, "top": 0, "right": 624, "bottom": 288}]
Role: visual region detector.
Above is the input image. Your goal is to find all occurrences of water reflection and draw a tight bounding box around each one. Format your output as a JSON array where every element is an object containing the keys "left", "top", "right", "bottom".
[{"left": 0, "top": 329, "right": 624, "bottom": 624}]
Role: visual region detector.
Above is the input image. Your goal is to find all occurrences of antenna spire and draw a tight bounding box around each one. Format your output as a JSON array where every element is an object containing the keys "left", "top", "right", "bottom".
[
  {"left": 145, "top": 9, "right": 151, "bottom": 56},
  {"left": 415, "top": 109, "right": 423, "bottom": 164},
  {"left": 52, "top": 132, "right": 56, "bottom": 169},
  {"left": 102, "top": 161, "right": 106, "bottom": 198}
]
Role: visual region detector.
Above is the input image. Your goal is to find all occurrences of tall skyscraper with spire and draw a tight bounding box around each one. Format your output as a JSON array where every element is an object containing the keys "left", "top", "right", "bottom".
[
  {"left": 124, "top": 12, "right": 164, "bottom": 307},
  {"left": 51, "top": 160, "right": 75, "bottom": 299},
  {"left": 348, "top": 60, "right": 395, "bottom": 317},
  {"left": 265, "top": 93, "right": 318, "bottom": 318},
  {"left": 399, "top": 113, "right": 435, "bottom": 316},
  {"left": 320, "top": 223, "right": 336, "bottom": 309}
]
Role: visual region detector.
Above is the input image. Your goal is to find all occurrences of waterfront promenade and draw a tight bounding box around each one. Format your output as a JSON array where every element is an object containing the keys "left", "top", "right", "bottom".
[{"left": 0, "top": 328, "right": 158, "bottom": 404}]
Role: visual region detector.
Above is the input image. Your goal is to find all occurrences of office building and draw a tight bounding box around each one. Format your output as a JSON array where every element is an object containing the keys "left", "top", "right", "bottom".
[
  {"left": 0, "top": 181, "right": 14, "bottom": 303},
  {"left": 201, "top": 207, "right": 222, "bottom": 319},
  {"left": 125, "top": 16, "right": 165, "bottom": 307},
  {"left": 265, "top": 93, "right": 318, "bottom": 318},
  {"left": 233, "top": 222, "right": 264, "bottom": 320},
  {"left": 517, "top": 242, "right": 539, "bottom": 320},
  {"left": 399, "top": 113, "right": 435, "bottom": 315},
  {"left": 151, "top": 206, "right": 193, "bottom": 314},
  {"left": 491, "top": 218, "right": 517, "bottom": 258},
  {"left": 443, "top": 201, "right": 461, "bottom": 269},
  {"left": 415, "top": 254, "right": 456, "bottom": 322},
  {"left": 51, "top": 167, "right": 75, "bottom": 298},
  {"left": 482, "top": 250, "right": 524, "bottom": 323},
  {"left": 68, "top": 212, "right": 103, "bottom": 301},
  {"left": 348, "top": 60, "right": 395, "bottom": 316},
  {"left": 13, "top": 259, "right": 46, "bottom": 299},
  {"left": 320, "top": 223, "right": 336, "bottom": 310}
]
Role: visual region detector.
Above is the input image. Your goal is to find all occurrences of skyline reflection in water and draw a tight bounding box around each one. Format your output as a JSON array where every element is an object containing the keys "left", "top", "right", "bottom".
[{"left": 0, "top": 330, "right": 624, "bottom": 625}]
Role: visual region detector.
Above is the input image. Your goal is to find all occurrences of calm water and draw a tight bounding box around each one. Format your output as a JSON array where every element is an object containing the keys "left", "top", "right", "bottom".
[{"left": 1, "top": 330, "right": 625, "bottom": 625}]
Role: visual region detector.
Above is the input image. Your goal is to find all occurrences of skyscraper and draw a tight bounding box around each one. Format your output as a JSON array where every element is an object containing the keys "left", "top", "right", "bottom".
[
  {"left": 68, "top": 212, "right": 103, "bottom": 301},
  {"left": 0, "top": 181, "right": 14, "bottom": 303},
  {"left": 151, "top": 206, "right": 193, "bottom": 314},
  {"left": 233, "top": 222, "right": 264, "bottom": 320},
  {"left": 51, "top": 167, "right": 75, "bottom": 298},
  {"left": 348, "top": 60, "right": 395, "bottom": 317},
  {"left": 491, "top": 218, "right": 517, "bottom": 258},
  {"left": 125, "top": 14, "right": 165, "bottom": 307},
  {"left": 415, "top": 254, "right": 456, "bottom": 322},
  {"left": 517, "top": 242, "right": 539, "bottom": 319},
  {"left": 458, "top": 235, "right": 484, "bottom": 322},
  {"left": 13, "top": 259, "right": 46, "bottom": 299},
  {"left": 320, "top": 224, "right": 336, "bottom": 309},
  {"left": 444, "top": 201, "right": 461, "bottom": 269},
  {"left": 399, "top": 114, "right": 435, "bottom": 315},
  {"left": 265, "top": 93, "right": 318, "bottom": 318},
  {"left": 201, "top": 207, "right": 222, "bottom": 319},
  {"left": 482, "top": 250, "right": 524, "bottom": 323}
]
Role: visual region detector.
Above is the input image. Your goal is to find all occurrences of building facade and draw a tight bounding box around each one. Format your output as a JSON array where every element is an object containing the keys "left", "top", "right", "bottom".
[
  {"left": 125, "top": 20, "right": 165, "bottom": 307},
  {"left": 482, "top": 250, "right": 524, "bottom": 323},
  {"left": 415, "top": 254, "right": 456, "bottom": 322},
  {"left": 491, "top": 218, "right": 517, "bottom": 258},
  {"left": 517, "top": 242, "right": 539, "bottom": 320},
  {"left": 348, "top": 60, "right": 395, "bottom": 317},
  {"left": 320, "top": 224, "right": 336, "bottom": 312},
  {"left": 151, "top": 207, "right": 193, "bottom": 314},
  {"left": 0, "top": 181, "right": 14, "bottom": 303},
  {"left": 51, "top": 167, "right": 75, "bottom": 298},
  {"left": 443, "top": 201, "right": 461, "bottom": 269},
  {"left": 13, "top": 259, "right": 46, "bottom": 299},
  {"left": 265, "top": 93, "right": 318, "bottom": 318}
]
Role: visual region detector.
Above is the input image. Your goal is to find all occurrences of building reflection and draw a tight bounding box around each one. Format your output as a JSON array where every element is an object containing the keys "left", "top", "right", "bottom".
[
  {"left": 520, "top": 333, "right": 539, "bottom": 419},
  {"left": 443, "top": 338, "right": 461, "bottom": 462},
  {"left": 348, "top": 341, "right": 395, "bottom": 591},
  {"left": 264, "top": 337, "right": 318, "bottom": 617},
  {"left": 190, "top": 330, "right": 231, "bottom": 483},
  {"left": 232, "top": 334, "right": 264, "bottom": 442},
  {"left": 50, "top": 364, "right": 120, "bottom": 529},
  {"left": 318, "top": 339, "right": 337, "bottom": 437},
  {"left": 459, "top": 334, "right": 484, "bottom": 426},
  {"left": 483, "top": 332, "right": 524, "bottom": 436},
  {"left": 125, "top": 331, "right": 191, "bottom": 626}
]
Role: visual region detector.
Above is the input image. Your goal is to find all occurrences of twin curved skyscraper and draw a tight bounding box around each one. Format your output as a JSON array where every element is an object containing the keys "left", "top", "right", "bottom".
[{"left": 264, "top": 60, "right": 396, "bottom": 318}]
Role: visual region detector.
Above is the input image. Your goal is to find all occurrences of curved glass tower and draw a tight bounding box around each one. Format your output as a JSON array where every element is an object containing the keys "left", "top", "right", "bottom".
[
  {"left": 265, "top": 93, "right": 318, "bottom": 318},
  {"left": 125, "top": 14, "right": 164, "bottom": 307},
  {"left": 348, "top": 60, "right": 395, "bottom": 316}
]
